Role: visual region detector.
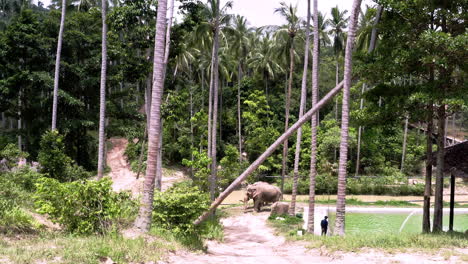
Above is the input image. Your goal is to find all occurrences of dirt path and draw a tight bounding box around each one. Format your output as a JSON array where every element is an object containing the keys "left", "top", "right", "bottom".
[
  {"left": 106, "top": 137, "right": 186, "bottom": 195},
  {"left": 167, "top": 211, "right": 330, "bottom": 264},
  {"left": 165, "top": 210, "right": 466, "bottom": 264},
  {"left": 106, "top": 138, "right": 141, "bottom": 195}
]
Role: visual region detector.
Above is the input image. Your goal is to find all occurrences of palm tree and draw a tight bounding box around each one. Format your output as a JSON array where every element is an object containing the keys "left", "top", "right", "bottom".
[
  {"left": 198, "top": 0, "right": 233, "bottom": 201},
  {"left": 154, "top": 0, "right": 176, "bottom": 190},
  {"left": 96, "top": 0, "right": 108, "bottom": 179},
  {"left": 231, "top": 15, "right": 252, "bottom": 162},
  {"left": 327, "top": 6, "right": 348, "bottom": 162},
  {"left": 307, "top": 0, "right": 319, "bottom": 234},
  {"left": 355, "top": 4, "right": 382, "bottom": 176},
  {"left": 51, "top": 0, "right": 67, "bottom": 130},
  {"left": 317, "top": 12, "right": 330, "bottom": 47},
  {"left": 274, "top": 2, "right": 301, "bottom": 196},
  {"left": 289, "top": 0, "right": 310, "bottom": 217},
  {"left": 248, "top": 31, "right": 283, "bottom": 101},
  {"left": 335, "top": 0, "right": 362, "bottom": 236},
  {"left": 133, "top": 0, "right": 168, "bottom": 233}
]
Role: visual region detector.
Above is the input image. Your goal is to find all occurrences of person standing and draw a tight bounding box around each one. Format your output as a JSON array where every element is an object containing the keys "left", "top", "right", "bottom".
[{"left": 321, "top": 216, "right": 329, "bottom": 236}]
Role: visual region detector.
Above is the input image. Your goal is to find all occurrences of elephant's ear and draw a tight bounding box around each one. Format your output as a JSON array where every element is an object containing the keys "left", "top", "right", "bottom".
[{"left": 252, "top": 189, "right": 260, "bottom": 199}]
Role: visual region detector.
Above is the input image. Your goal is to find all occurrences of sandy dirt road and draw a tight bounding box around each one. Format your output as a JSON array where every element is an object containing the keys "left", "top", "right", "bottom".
[
  {"left": 106, "top": 137, "right": 185, "bottom": 195},
  {"left": 165, "top": 209, "right": 466, "bottom": 264}
]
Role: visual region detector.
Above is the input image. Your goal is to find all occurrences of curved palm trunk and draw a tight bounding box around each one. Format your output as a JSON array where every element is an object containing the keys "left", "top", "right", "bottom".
[
  {"left": 281, "top": 41, "right": 295, "bottom": 196},
  {"left": 307, "top": 0, "right": 319, "bottom": 233},
  {"left": 194, "top": 81, "right": 345, "bottom": 225},
  {"left": 334, "top": 0, "right": 362, "bottom": 236},
  {"left": 97, "top": 0, "right": 108, "bottom": 179},
  {"left": 290, "top": 0, "right": 310, "bottom": 216},
  {"left": 133, "top": 0, "right": 168, "bottom": 232},
  {"left": 51, "top": 0, "right": 66, "bottom": 130}
]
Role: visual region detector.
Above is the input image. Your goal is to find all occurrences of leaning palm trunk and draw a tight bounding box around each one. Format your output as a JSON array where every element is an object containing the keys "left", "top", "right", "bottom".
[
  {"left": 51, "top": 0, "right": 66, "bottom": 130},
  {"left": 133, "top": 0, "right": 168, "bottom": 232},
  {"left": 289, "top": 0, "right": 310, "bottom": 216},
  {"left": 97, "top": 0, "right": 108, "bottom": 179},
  {"left": 432, "top": 104, "right": 446, "bottom": 232},
  {"left": 194, "top": 81, "right": 345, "bottom": 225},
  {"left": 307, "top": 0, "right": 319, "bottom": 233},
  {"left": 334, "top": 0, "right": 362, "bottom": 236},
  {"left": 281, "top": 42, "right": 295, "bottom": 199}
]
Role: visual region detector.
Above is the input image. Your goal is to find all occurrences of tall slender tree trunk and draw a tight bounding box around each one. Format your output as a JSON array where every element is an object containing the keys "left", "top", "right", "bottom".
[
  {"left": 334, "top": 60, "right": 339, "bottom": 163},
  {"left": 334, "top": 0, "right": 362, "bottom": 236},
  {"left": 154, "top": 0, "right": 175, "bottom": 189},
  {"left": 432, "top": 104, "right": 446, "bottom": 232},
  {"left": 237, "top": 64, "right": 242, "bottom": 162},
  {"left": 195, "top": 81, "right": 345, "bottom": 225},
  {"left": 355, "top": 6, "right": 382, "bottom": 176},
  {"left": 51, "top": 0, "right": 66, "bottom": 130},
  {"left": 423, "top": 103, "right": 433, "bottom": 233},
  {"left": 97, "top": 0, "right": 108, "bottom": 179},
  {"left": 355, "top": 83, "right": 366, "bottom": 176},
  {"left": 290, "top": 0, "right": 310, "bottom": 217},
  {"left": 281, "top": 41, "right": 295, "bottom": 194},
  {"left": 209, "top": 13, "right": 221, "bottom": 202},
  {"left": 307, "top": 0, "right": 319, "bottom": 233},
  {"left": 133, "top": 0, "right": 168, "bottom": 232},
  {"left": 17, "top": 89, "right": 22, "bottom": 151},
  {"left": 400, "top": 115, "right": 409, "bottom": 172}
]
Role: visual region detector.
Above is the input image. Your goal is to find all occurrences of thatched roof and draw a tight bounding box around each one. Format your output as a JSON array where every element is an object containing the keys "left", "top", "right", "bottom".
[{"left": 432, "top": 141, "right": 468, "bottom": 178}]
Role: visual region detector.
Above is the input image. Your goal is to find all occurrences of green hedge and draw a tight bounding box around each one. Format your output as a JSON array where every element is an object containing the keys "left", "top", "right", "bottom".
[{"left": 282, "top": 175, "right": 425, "bottom": 196}]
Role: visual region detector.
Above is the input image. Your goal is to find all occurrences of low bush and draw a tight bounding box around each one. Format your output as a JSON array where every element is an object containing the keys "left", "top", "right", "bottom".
[
  {"left": 152, "top": 181, "right": 210, "bottom": 235},
  {"left": 35, "top": 177, "right": 134, "bottom": 234},
  {"left": 0, "top": 207, "right": 36, "bottom": 233}
]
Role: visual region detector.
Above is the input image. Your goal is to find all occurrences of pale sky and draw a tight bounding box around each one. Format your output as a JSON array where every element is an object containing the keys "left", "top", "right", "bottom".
[{"left": 36, "top": 0, "right": 375, "bottom": 27}]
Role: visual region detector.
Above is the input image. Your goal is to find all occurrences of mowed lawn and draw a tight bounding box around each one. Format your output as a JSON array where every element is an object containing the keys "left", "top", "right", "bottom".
[{"left": 326, "top": 213, "right": 468, "bottom": 234}]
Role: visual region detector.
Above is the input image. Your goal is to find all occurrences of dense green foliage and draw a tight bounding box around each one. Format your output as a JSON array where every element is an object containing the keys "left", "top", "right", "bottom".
[
  {"left": 37, "top": 131, "right": 90, "bottom": 181},
  {"left": 152, "top": 181, "right": 210, "bottom": 234},
  {"left": 34, "top": 177, "right": 135, "bottom": 234}
]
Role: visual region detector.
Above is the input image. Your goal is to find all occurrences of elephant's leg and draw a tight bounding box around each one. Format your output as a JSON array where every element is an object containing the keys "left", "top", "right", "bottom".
[{"left": 254, "top": 198, "right": 262, "bottom": 212}]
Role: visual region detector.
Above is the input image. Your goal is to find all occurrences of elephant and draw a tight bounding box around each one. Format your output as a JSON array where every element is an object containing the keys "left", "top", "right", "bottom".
[
  {"left": 242, "top": 182, "right": 269, "bottom": 210},
  {"left": 270, "top": 202, "right": 289, "bottom": 216},
  {"left": 249, "top": 183, "right": 282, "bottom": 212}
]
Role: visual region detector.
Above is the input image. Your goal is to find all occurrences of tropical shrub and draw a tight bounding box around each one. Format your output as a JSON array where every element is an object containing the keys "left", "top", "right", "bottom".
[
  {"left": 35, "top": 177, "right": 133, "bottom": 234},
  {"left": 152, "top": 181, "right": 210, "bottom": 234}
]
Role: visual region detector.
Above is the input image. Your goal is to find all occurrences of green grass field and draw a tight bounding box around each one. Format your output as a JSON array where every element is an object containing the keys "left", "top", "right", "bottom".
[{"left": 339, "top": 213, "right": 468, "bottom": 234}]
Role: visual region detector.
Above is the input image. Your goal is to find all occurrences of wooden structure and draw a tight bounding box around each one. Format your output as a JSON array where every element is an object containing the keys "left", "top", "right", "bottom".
[{"left": 432, "top": 141, "right": 468, "bottom": 231}]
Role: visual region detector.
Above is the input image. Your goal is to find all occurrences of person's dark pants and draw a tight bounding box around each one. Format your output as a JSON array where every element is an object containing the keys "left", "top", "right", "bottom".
[{"left": 321, "top": 227, "right": 327, "bottom": 236}]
